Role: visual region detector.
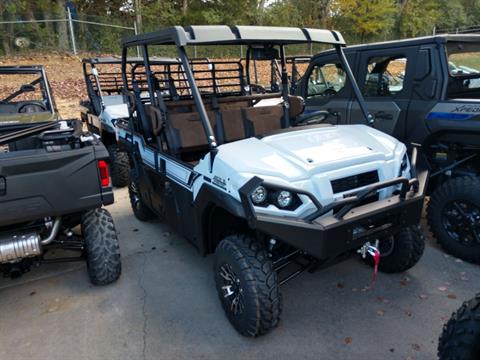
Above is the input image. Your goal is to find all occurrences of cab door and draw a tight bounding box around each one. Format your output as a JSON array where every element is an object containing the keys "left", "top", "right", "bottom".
[
  {"left": 300, "top": 53, "right": 356, "bottom": 125},
  {"left": 349, "top": 48, "right": 416, "bottom": 138}
]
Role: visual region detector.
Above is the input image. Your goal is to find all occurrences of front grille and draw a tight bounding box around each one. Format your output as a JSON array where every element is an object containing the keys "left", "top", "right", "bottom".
[{"left": 331, "top": 171, "right": 379, "bottom": 194}]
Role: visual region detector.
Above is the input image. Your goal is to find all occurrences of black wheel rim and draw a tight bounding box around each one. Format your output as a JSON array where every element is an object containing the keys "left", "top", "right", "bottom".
[
  {"left": 442, "top": 200, "right": 480, "bottom": 246},
  {"left": 379, "top": 236, "right": 395, "bottom": 257},
  {"left": 130, "top": 181, "right": 141, "bottom": 209},
  {"left": 218, "top": 263, "right": 244, "bottom": 316}
]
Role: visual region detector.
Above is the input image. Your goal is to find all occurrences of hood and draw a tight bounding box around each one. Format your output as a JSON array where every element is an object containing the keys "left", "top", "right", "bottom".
[{"left": 213, "top": 125, "right": 404, "bottom": 182}]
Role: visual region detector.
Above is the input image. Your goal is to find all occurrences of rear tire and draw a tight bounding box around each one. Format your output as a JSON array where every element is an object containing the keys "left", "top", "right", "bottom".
[
  {"left": 438, "top": 293, "right": 480, "bottom": 360},
  {"left": 128, "top": 178, "right": 155, "bottom": 221},
  {"left": 107, "top": 145, "right": 129, "bottom": 188},
  {"left": 365, "top": 225, "right": 425, "bottom": 273},
  {"left": 427, "top": 176, "right": 480, "bottom": 263},
  {"left": 214, "top": 234, "right": 282, "bottom": 337},
  {"left": 81, "top": 208, "right": 121, "bottom": 285}
]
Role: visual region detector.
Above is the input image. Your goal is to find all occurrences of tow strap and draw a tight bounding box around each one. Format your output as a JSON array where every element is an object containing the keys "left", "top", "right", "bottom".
[
  {"left": 367, "top": 245, "right": 381, "bottom": 289},
  {"left": 358, "top": 241, "right": 381, "bottom": 289}
]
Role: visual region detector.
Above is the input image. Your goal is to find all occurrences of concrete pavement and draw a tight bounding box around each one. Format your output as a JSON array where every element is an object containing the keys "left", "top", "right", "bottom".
[{"left": 0, "top": 187, "right": 479, "bottom": 360}]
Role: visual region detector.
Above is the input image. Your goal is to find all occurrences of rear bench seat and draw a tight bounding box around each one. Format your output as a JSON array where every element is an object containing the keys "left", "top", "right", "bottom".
[{"left": 147, "top": 94, "right": 304, "bottom": 161}]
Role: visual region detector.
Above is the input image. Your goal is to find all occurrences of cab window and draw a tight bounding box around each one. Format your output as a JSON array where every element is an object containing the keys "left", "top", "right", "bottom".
[
  {"left": 363, "top": 56, "right": 407, "bottom": 97},
  {"left": 306, "top": 63, "right": 346, "bottom": 99}
]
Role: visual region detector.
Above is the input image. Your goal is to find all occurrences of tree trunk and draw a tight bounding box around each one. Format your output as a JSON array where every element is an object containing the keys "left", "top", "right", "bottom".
[
  {"left": 182, "top": 0, "right": 188, "bottom": 15},
  {"left": 0, "top": 9, "right": 12, "bottom": 55},
  {"left": 56, "top": 0, "right": 69, "bottom": 51},
  {"left": 43, "top": 3, "right": 54, "bottom": 48}
]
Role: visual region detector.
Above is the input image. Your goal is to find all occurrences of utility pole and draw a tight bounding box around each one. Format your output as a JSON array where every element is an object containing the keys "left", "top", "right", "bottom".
[
  {"left": 134, "top": 0, "right": 142, "bottom": 33},
  {"left": 67, "top": 6, "right": 77, "bottom": 55}
]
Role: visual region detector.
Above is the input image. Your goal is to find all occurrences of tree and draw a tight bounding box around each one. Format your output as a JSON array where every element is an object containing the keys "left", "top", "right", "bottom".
[
  {"left": 332, "top": 0, "right": 397, "bottom": 42},
  {"left": 56, "top": 0, "right": 69, "bottom": 51},
  {"left": 397, "top": 0, "right": 440, "bottom": 38}
]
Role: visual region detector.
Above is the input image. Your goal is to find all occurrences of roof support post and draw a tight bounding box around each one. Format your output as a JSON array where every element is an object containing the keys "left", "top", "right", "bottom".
[
  {"left": 177, "top": 46, "right": 217, "bottom": 151},
  {"left": 335, "top": 45, "right": 374, "bottom": 126},
  {"left": 279, "top": 45, "right": 290, "bottom": 128},
  {"left": 141, "top": 45, "right": 157, "bottom": 106}
]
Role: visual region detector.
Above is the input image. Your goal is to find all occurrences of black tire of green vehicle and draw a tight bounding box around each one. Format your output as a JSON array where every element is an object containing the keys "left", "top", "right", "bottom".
[
  {"left": 128, "top": 178, "right": 155, "bottom": 221},
  {"left": 107, "top": 145, "right": 130, "bottom": 188},
  {"left": 427, "top": 176, "right": 480, "bottom": 263},
  {"left": 214, "top": 234, "right": 282, "bottom": 337},
  {"left": 438, "top": 293, "right": 480, "bottom": 360},
  {"left": 81, "top": 208, "right": 121, "bottom": 285},
  {"left": 365, "top": 225, "right": 425, "bottom": 273}
]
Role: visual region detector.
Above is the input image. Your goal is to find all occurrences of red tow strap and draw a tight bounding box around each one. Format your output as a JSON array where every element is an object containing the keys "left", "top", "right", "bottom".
[{"left": 368, "top": 248, "right": 381, "bottom": 289}]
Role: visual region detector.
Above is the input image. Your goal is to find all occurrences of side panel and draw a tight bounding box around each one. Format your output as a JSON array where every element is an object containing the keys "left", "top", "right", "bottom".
[
  {"left": 349, "top": 46, "right": 418, "bottom": 139},
  {"left": 404, "top": 45, "right": 443, "bottom": 144}
]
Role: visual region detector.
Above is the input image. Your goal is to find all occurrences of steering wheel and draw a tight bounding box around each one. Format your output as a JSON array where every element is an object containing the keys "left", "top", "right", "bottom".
[
  {"left": 18, "top": 102, "right": 47, "bottom": 114},
  {"left": 323, "top": 88, "right": 337, "bottom": 97},
  {"left": 250, "top": 84, "right": 267, "bottom": 94},
  {"left": 293, "top": 110, "right": 330, "bottom": 126}
]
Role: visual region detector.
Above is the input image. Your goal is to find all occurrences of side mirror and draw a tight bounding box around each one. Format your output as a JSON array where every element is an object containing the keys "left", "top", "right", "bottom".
[{"left": 20, "top": 84, "right": 35, "bottom": 93}]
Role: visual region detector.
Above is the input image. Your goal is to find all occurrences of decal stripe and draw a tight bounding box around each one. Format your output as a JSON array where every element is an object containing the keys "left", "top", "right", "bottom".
[
  {"left": 117, "top": 128, "right": 195, "bottom": 191},
  {"left": 426, "top": 112, "right": 474, "bottom": 120}
]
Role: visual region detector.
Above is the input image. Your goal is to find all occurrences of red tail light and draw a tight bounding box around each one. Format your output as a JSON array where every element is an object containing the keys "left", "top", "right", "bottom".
[{"left": 98, "top": 160, "right": 110, "bottom": 187}]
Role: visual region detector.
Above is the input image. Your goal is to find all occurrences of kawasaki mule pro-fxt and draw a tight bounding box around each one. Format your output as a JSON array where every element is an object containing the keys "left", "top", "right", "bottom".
[{"left": 117, "top": 26, "right": 427, "bottom": 336}]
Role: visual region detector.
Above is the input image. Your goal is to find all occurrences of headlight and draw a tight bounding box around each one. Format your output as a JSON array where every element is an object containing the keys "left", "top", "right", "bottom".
[
  {"left": 276, "top": 190, "right": 293, "bottom": 208},
  {"left": 251, "top": 186, "right": 267, "bottom": 204},
  {"left": 250, "top": 184, "right": 301, "bottom": 211}
]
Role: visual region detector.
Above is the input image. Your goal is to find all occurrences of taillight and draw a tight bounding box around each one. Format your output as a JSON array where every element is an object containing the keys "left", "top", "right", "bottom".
[{"left": 98, "top": 160, "right": 110, "bottom": 187}]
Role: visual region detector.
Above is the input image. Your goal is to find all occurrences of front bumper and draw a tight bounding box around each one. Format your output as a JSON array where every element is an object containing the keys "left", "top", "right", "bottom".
[{"left": 239, "top": 152, "right": 428, "bottom": 260}]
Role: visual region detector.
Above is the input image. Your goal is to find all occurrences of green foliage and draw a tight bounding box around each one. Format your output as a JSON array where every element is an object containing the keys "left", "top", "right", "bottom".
[
  {"left": 3, "top": 0, "right": 480, "bottom": 55},
  {"left": 435, "top": 0, "right": 468, "bottom": 31},
  {"left": 332, "top": 0, "right": 397, "bottom": 41},
  {"left": 397, "top": 0, "right": 441, "bottom": 38}
]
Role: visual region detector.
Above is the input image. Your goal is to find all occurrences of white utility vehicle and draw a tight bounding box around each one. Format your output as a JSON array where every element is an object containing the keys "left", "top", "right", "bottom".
[
  {"left": 117, "top": 26, "right": 428, "bottom": 337},
  {"left": 81, "top": 57, "right": 179, "bottom": 187}
]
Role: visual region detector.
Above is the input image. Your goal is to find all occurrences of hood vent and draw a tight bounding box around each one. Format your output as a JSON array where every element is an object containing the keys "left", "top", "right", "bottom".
[{"left": 331, "top": 171, "right": 379, "bottom": 194}]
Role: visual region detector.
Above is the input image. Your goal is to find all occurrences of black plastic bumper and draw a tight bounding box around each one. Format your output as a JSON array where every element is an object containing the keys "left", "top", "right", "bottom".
[{"left": 239, "top": 163, "right": 428, "bottom": 261}]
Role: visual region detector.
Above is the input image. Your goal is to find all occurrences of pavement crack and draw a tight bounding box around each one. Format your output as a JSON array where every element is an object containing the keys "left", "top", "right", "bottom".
[{"left": 139, "top": 253, "right": 148, "bottom": 360}]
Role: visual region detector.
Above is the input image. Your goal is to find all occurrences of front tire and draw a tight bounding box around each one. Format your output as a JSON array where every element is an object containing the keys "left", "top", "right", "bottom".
[
  {"left": 81, "top": 208, "right": 121, "bottom": 285},
  {"left": 427, "top": 176, "right": 480, "bottom": 263},
  {"left": 107, "top": 144, "right": 130, "bottom": 188},
  {"left": 128, "top": 178, "right": 155, "bottom": 221},
  {"left": 366, "top": 225, "right": 425, "bottom": 273},
  {"left": 214, "top": 234, "right": 282, "bottom": 337},
  {"left": 438, "top": 294, "right": 480, "bottom": 360}
]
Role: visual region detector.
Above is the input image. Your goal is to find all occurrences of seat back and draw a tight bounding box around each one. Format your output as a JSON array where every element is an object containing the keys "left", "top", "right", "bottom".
[
  {"left": 163, "top": 111, "right": 215, "bottom": 157},
  {"left": 243, "top": 106, "right": 284, "bottom": 135}
]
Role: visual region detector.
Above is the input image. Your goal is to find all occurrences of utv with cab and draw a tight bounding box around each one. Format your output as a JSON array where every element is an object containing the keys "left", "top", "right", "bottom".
[
  {"left": 301, "top": 35, "right": 480, "bottom": 263},
  {"left": 0, "top": 65, "right": 121, "bottom": 285},
  {"left": 117, "top": 26, "right": 427, "bottom": 336}
]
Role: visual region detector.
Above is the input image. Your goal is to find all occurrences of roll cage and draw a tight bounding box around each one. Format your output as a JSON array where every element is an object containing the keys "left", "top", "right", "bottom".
[
  {"left": 121, "top": 26, "right": 374, "bottom": 160},
  {"left": 0, "top": 66, "right": 55, "bottom": 115}
]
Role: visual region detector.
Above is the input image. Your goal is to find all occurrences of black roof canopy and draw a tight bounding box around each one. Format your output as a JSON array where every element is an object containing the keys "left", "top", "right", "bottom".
[
  {"left": 312, "top": 34, "right": 480, "bottom": 60},
  {"left": 123, "top": 25, "right": 345, "bottom": 47},
  {"left": 0, "top": 65, "right": 45, "bottom": 75}
]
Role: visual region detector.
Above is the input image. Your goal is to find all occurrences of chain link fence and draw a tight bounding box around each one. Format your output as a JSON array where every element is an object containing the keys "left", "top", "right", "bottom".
[
  {"left": 0, "top": 10, "right": 136, "bottom": 56},
  {"left": 0, "top": 9, "right": 334, "bottom": 59}
]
